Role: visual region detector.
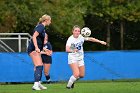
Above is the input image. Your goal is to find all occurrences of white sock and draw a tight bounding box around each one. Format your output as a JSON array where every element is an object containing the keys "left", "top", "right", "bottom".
[
  {"left": 67, "top": 75, "right": 77, "bottom": 87},
  {"left": 38, "top": 81, "right": 41, "bottom": 84},
  {"left": 47, "top": 79, "right": 51, "bottom": 82},
  {"left": 34, "top": 82, "right": 39, "bottom": 86},
  {"left": 77, "top": 77, "right": 80, "bottom": 80}
]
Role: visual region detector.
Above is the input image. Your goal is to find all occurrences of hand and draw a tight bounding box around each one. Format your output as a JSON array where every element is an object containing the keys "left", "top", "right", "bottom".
[
  {"left": 46, "top": 50, "right": 52, "bottom": 56},
  {"left": 74, "top": 49, "right": 79, "bottom": 52},
  {"left": 72, "top": 49, "right": 79, "bottom": 53},
  {"left": 35, "top": 48, "right": 40, "bottom": 53},
  {"left": 100, "top": 41, "right": 107, "bottom": 45},
  {"left": 43, "top": 48, "right": 49, "bottom": 52}
]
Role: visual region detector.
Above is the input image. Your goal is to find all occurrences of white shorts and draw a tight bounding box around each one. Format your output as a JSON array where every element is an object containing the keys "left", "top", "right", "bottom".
[{"left": 68, "top": 54, "right": 84, "bottom": 67}]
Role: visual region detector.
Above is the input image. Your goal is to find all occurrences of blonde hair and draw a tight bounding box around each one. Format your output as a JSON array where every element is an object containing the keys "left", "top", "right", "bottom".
[
  {"left": 38, "top": 14, "right": 51, "bottom": 24},
  {"left": 72, "top": 25, "right": 81, "bottom": 31}
]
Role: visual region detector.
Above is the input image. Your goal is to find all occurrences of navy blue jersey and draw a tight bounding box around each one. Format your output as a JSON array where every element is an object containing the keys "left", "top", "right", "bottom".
[
  {"left": 33, "top": 24, "right": 46, "bottom": 46},
  {"left": 44, "top": 42, "right": 52, "bottom": 50},
  {"left": 41, "top": 41, "right": 52, "bottom": 64},
  {"left": 27, "top": 24, "right": 46, "bottom": 54}
]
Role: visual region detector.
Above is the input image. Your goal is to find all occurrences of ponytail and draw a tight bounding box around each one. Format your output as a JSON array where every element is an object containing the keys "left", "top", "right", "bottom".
[{"left": 38, "top": 14, "right": 51, "bottom": 24}]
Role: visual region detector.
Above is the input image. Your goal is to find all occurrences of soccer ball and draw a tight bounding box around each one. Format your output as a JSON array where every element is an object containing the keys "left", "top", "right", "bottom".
[{"left": 81, "top": 27, "right": 91, "bottom": 37}]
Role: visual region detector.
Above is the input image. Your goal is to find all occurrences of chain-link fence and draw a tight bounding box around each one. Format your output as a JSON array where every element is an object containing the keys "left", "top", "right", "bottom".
[{"left": 0, "top": 33, "right": 31, "bottom": 52}]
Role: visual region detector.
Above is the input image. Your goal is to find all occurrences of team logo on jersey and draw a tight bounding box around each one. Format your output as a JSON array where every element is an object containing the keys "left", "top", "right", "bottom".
[{"left": 72, "top": 41, "right": 83, "bottom": 50}]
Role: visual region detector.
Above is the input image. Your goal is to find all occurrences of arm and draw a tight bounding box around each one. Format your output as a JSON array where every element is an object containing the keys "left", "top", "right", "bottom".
[
  {"left": 40, "top": 51, "right": 46, "bottom": 54},
  {"left": 66, "top": 36, "right": 79, "bottom": 53},
  {"left": 46, "top": 50, "right": 52, "bottom": 56},
  {"left": 49, "top": 50, "right": 53, "bottom": 55},
  {"left": 32, "top": 31, "right": 40, "bottom": 52},
  {"left": 86, "top": 37, "right": 107, "bottom": 45},
  {"left": 41, "top": 48, "right": 52, "bottom": 56}
]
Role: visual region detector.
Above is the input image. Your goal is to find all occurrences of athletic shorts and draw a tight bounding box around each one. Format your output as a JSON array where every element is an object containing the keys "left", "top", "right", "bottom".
[
  {"left": 68, "top": 55, "right": 84, "bottom": 67},
  {"left": 27, "top": 43, "right": 43, "bottom": 55},
  {"left": 41, "top": 54, "right": 52, "bottom": 64}
]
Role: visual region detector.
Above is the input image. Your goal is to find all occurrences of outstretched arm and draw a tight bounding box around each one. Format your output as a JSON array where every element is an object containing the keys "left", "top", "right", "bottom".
[{"left": 86, "top": 37, "right": 107, "bottom": 45}]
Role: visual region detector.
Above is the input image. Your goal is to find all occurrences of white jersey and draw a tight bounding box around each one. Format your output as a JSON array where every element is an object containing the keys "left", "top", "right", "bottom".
[{"left": 66, "top": 34, "right": 88, "bottom": 65}]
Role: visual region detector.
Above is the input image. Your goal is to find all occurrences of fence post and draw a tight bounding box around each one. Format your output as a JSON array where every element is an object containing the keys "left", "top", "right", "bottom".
[{"left": 18, "top": 34, "right": 21, "bottom": 52}]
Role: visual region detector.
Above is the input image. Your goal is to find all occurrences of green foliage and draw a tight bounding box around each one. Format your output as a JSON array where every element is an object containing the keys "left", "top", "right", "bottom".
[
  {"left": 85, "top": 0, "right": 140, "bottom": 50},
  {"left": 0, "top": 0, "right": 91, "bottom": 35},
  {"left": 90, "top": 0, "right": 140, "bottom": 22},
  {"left": 0, "top": 1, "right": 16, "bottom": 33},
  {"left": 44, "top": 0, "right": 91, "bottom": 36},
  {"left": 0, "top": 0, "right": 140, "bottom": 51},
  {"left": 0, "top": 0, "right": 91, "bottom": 51},
  {"left": 0, "top": 0, "right": 46, "bottom": 33}
]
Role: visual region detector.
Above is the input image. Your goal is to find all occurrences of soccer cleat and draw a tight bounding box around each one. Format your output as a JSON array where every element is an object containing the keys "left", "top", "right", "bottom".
[
  {"left": 66, "top": 83, "right": 75, "bottom": 89},
  {"left": 66, "top": 83, "right": 74, "bottom": 89},
  {"left": 46, "top": 79, "right": 51, "bottom": 84},
  {"left": 39, "top": 83, "right": 47, "bottom": 90},
  {"left": 71, "top": 83, "right": 75, "bottom": 88},
  {"left": 32, "top": 85, "right": 41, "bottom": 90},
  {"left": 66, "top": 86, "right": 71, "bottom": 89},
  {"left": 46, "top": 81, "right": 51, "bottom": 84}
]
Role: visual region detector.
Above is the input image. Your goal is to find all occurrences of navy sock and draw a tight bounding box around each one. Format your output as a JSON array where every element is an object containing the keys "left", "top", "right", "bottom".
[
  {"left": 45, "top": 75, "right": 50, "bottom": 81},
  {"left": 34, "top": 66, "right": 43, "bottom": 82}
]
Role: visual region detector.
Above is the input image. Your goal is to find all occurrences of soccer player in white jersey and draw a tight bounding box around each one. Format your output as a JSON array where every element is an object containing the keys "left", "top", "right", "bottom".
[{"left": 65, "top": 25, "right": 107, "bottom": 89}]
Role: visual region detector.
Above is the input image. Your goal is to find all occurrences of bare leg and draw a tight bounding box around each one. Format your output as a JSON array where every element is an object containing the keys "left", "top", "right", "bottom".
[
  {"left": 79, "top": 65, "right": 85, "bottom": 78},
  {"left": 44, "top": 64, "right": 51, "bottom": 83},
  {"left": 67, "top": 63, "right": 79, "bottom": 88}
]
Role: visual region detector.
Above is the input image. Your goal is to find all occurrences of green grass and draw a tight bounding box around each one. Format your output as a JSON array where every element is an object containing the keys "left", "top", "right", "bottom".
[{"left": 0, "top": 81, "right": 140, "bottom": 93}]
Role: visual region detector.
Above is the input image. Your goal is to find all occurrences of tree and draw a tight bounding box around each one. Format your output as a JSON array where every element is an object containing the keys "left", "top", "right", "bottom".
[
  {"left": 0, "top": 0, "right": 47, "bottom": 33},
  {"left": 40, "top": 0, "right": 92, "bottom": 51},
  {"left": 0, "top": 0, "right": 91, "bottom": 51},
  {"left": 86, "top": 0, "right": 140, "bottom": 50},
  {"left": 43, "top": 0, "right": 91, "bottom": 35}
]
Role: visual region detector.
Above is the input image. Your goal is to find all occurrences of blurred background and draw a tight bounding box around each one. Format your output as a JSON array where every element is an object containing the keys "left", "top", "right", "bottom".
[
  {"left": 0, "top": 0, "right": 140, "bottom": 88},
  {"left": 0, "top": 0, "right": 140, "bottom": 52}
]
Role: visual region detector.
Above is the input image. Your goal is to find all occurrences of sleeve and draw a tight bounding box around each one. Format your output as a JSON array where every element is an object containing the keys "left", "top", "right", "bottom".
[
  {"left": 84, "top": 37, "right": 89, "bottom": 41},
  {"left": 34, "top": 24, "right": 44, "bottom": 33},
  {"left": 66, "top": 37, "right": 71, "bottom": 46},
  {"left": 79, "top": 34, "right": 86, "bottom": 42},
  {"left": 44, "top": 44, "right": 48, "bottom": 49},
  {"left": 49, "top": 43, "right": 52, "bottom": 50}
]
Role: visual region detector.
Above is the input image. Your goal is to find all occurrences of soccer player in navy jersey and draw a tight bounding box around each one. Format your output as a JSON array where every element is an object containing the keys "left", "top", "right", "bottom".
[
  {"left": 40, "top": 34, "right": 53, "bottom": 84},
  {"left": 27, "top": 14, "right": 51, "bottom": 90},
  {"left": 66, "top": 25, "right": 107, "bottom": 89}
]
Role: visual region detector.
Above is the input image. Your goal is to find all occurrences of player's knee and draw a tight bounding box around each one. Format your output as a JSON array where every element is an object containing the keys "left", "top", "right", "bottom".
[{"left": 73, "top": 73, "right": 80, "bottom": 78}]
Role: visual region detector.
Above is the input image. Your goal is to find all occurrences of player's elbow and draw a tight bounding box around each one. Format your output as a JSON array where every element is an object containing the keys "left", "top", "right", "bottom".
[
  {"left": 66, "top": 50, "right": 69, "bottom": 52},
  {"left": 65, "top": 47, "right": 70, "bottom": 52}
]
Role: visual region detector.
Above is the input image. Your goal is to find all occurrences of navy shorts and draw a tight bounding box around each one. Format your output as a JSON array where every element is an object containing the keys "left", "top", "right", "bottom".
[
  {"left": 41, "top": 54, "right": 52, "bottom": 64},
  {"left": 27, "top": 43, "right": 43, "bottom": 55}
]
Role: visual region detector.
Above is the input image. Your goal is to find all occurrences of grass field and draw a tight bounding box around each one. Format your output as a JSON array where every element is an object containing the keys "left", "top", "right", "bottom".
[{"left": 0, "top": 81, "right": 140, "bottom": 93}]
